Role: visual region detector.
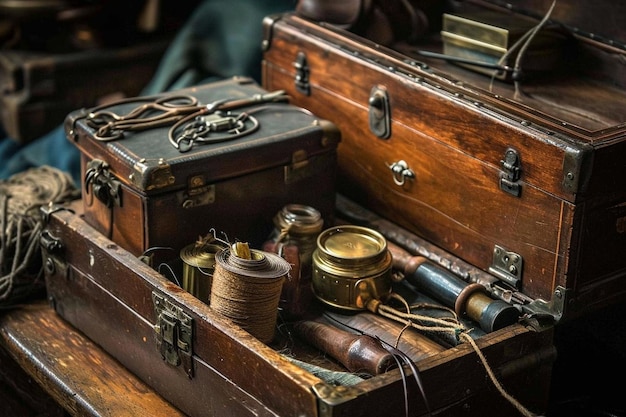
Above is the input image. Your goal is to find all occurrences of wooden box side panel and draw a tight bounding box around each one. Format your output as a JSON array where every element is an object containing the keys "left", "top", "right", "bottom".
[
  {"left": 565, "top": 197, "right": 626, "bottom": 317},
  {"left": 43, "top": 205, "right": 556, "bottom": 417},
  {"left": 47, "top": 266, "right": 282, "bottom": 417},
  {"left": 262, "top": 15, "right": 626, "bottom": 310},
  {"left": 143, "top": 151, "right": 339, "bottom": 254},
  {"left": 327, "top": 325, "right": 555, "bottom": 416},
  {"left": 42, "top": 208, "right": 322, "bottom": 417},
  {"left": 75, "top": 134, "right": 339, "bottom": 261},
  {"left": 262, "top": 36, "right": 575, "bottom": 303},
  {"left": 263, "top": 16, "right": 578, "bottom": 202}
]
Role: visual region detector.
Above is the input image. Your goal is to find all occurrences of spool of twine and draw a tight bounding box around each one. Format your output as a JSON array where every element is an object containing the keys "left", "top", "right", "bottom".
[{"left": 210, "top": 246, "right": 290, "bottom": 343}]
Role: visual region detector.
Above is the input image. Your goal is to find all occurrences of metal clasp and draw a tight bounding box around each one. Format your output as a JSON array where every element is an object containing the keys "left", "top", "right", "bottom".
[
  {"left": 500, "top": 148, "right": 522, "bottom": 197},
  {"left": 368, "top": 86, "right": 391, "bottom": 139},
  {"left": 152, "top": 292, "right": 194, "bottom": 378},
  {"left": 84, "top": 159, "right": 122, "bottom": 207},
  {"left": 40, "top": 230, "right": 65, "bottom": 278},
  {"left": 294, "top": 51, "right": 310, "bottom": 95},
  {"left": 388, "top": 160, "right": 415, "bottom": 186}
]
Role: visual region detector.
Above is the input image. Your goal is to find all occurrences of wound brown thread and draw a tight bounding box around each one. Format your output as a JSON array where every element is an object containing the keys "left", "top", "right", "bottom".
[{"left": 210, "top": 247, "right": 290, "bottom": 343}]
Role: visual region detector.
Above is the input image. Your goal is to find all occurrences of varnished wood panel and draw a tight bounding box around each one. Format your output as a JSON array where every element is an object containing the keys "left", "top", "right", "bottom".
[{"left": 0, "top": 302, "right": 185, "bottom": 417}]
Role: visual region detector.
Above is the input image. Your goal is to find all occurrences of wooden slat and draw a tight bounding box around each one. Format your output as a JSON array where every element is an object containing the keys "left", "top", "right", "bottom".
[{"left": 0, "top": 301, "right": 186, "bottom": 417}]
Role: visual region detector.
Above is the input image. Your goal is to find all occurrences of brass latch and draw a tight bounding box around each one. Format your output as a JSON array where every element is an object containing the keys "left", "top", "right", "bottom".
[
  {"left": 177, "top": 174, "right": 216, "bottom": 209},
  {"left": 152, "top": 292, "right": 194, "bottom": 378},
  {"left": 284, "top": 149, "right": 310, "bottom": 184}
]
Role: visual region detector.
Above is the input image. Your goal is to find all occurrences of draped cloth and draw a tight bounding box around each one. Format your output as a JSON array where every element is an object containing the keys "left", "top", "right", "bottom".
[{"left": 0, "top": 0, "right": 295, "bottom": 186}]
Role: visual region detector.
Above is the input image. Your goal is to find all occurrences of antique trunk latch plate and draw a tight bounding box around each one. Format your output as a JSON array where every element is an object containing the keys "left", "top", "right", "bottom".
[
  {"left": 368, "top": 86, "right": 391, "bottom": 139},
  {"left": 499, "top": 148, "right": 521, "bottom": 197},
  {"left": 152, "top": 292, "right": 194, "bottom": 378},
  {"left": 177, "top": 174, "right": 216, "bottom": 209},
  {"left": 488, "top": 245, "right": 523, "bottom": 289}
]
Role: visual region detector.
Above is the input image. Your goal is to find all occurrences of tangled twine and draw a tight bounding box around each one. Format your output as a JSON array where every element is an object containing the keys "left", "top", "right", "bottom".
[
  {"left": 367, "top": 294, "right": 542, "bottom": 417},
  {"left": 0, "top": 166, "right": 79, "bottom": 308}
]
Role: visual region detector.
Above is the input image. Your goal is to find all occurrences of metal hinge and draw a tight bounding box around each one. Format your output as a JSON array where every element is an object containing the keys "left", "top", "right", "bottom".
[
  {"left": 294, "top": 51, "right": 310, "bottom": 96},
  {"left": 521, "top": 285, "right": 569, "bottom": 325},
  {"left": 488, "top": 245, "right": 523, "bottom": 289},
  {"left": 152, "top": 292, "right": 194, "bottom": 378},
  {"left": 499, "top": 148, "right": 521, "bottom": 197}
]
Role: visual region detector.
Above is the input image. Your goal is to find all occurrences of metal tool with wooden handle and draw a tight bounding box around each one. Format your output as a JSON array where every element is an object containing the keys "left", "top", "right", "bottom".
[
  {"left": 387, "top": 241, "right": 520, "bottom": 333},
  {"left": 323, "top": 311, "right": 446, "bottom": 360},
  {"left": 294, "top": 320, "right": 395, "bottom": 375}
]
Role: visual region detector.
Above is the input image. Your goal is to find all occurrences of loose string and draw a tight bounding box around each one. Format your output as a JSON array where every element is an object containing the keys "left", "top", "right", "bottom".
[
  {"left": 490, "top": 0, "right": 558, "bottom": 99},
  {"left": 459, "top": 333, "right": 542, "bottom": 417},
  {"left": 367, "top": 294, "right": 542, "bottom": 417}
]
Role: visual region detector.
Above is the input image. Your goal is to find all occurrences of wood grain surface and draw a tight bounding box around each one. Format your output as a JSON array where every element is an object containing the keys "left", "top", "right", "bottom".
[{"left": 0, "top": 301, "right": 186, "bottom": 417}]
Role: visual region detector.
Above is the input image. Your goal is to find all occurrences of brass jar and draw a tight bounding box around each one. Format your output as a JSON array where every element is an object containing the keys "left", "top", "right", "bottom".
[{"left": 312, "top": 225, "right": 392, "bottom": 310}]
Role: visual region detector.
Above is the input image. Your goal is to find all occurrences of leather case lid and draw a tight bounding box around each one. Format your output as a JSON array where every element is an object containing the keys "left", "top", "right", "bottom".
[{"left": 65, "top": 76, "right": 340, "bottom": 193}]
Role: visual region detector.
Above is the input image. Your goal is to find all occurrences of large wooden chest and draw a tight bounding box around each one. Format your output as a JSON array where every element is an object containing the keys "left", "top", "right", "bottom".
[
  {"left": 64, "top": 76, "right": 340, "bottom": 265},
  {"left": 41, "top": 200, "right": 555, "bottom": 417},
  {"left": 261, "top": 2, "right": 626, "bottom": 324}
]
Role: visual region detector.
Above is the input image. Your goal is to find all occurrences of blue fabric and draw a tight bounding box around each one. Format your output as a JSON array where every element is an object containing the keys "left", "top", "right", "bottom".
[
  {"left": 0, "top": 125, "right": 80, "bottom": 185},
  {"left": 0, "top": 0, "right": 294, "bottom": 186}
]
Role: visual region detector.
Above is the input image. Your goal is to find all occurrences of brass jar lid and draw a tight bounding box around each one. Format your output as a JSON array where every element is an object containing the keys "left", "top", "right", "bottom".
[
  {"left": 312, "top": 225, "right": 392, "bottom": 310},
  {"left": 314, "top": 225, "right": 391, "bottom": 275}
]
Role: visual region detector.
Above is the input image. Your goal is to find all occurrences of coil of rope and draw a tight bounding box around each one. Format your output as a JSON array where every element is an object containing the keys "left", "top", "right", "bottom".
[{"left": 0, "top": 166, "right": 80, "bottom": 308}]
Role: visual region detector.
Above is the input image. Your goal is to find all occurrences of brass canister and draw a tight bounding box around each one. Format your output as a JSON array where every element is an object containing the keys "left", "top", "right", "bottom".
[
  {"left": 180, "top": 241, "right": 225, "bottom": 302},
  {"left": 312, "top": 225, "right": 392, "bottom": 310}
]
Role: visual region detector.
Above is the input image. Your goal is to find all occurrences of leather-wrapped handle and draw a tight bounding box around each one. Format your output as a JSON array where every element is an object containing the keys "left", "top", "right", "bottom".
[
  {"left": 294, "top": 320, "right": 395, "bottom": 375},
  {"left": 388, "top": 241, "right": 520, "bottom": 333}
]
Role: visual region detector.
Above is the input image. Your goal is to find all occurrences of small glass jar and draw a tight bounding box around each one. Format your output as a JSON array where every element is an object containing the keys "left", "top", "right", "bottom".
[{"left": 263, "top": 204, "right": 324, "bottom": 318}]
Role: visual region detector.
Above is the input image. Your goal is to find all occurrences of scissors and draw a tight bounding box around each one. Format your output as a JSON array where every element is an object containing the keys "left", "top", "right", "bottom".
[
  {"left": 83, "top": 90, "right": 289, "bottom": 144},
  {"left": 86, "top": 94, "right": 202, "bottom": 141}
]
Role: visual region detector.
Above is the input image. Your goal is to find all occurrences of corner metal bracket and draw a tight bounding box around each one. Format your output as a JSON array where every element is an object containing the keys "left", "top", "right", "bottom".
[{"left": 521, "top": 285, "right": 569, "bottom": 325}]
